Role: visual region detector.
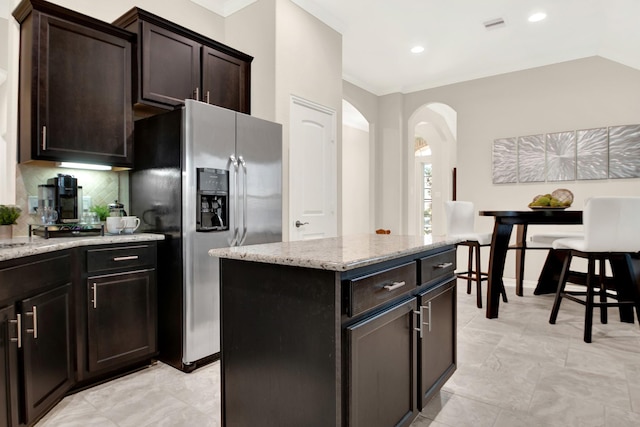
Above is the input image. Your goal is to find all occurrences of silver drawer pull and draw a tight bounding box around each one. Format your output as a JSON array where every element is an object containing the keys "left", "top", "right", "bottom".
[
  {"left": 383, "top": 281, "right": 406, "bottom": 291},
  {"left": 25, "top": 306, "right": 37, "bottom": 339},
  {"left": 113, "top": 255, "right": 139, "bottom": 262},
  {"left": 434, "top": 262, "right": 453, "bottom": 269},
  {"left": 9, "top": 314, "right": 22, "bottom": 348}
]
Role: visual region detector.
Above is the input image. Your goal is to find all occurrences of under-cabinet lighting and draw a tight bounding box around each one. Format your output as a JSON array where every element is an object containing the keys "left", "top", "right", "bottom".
[
  {"left": 411, "top": 45, "right": 425, "bottom": 54},
  {"left": 57, "top": 162, "right": 112, "bottom": 171}
]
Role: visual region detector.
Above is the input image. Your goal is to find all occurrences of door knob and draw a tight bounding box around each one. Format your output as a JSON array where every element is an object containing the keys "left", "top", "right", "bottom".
[{"left": 295, "top": 220, "right": 309, "bottom": 228}]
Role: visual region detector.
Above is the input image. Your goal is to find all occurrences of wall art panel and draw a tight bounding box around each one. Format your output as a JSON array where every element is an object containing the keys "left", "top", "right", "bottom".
[
  {"left": 609, "top": 124, "right": 640, "bottom": 179},
  {"left": 546, "top": 131, "right": 576, "bottom": 181},
  {"left": 492, "top": 137, "right": 517, "bottom": 184},
  {"left": 518, "top": 134, "right": 545, "bottom": 182},
  {"left": 576, "top": 127, "right": 608, "bottom": 180}
]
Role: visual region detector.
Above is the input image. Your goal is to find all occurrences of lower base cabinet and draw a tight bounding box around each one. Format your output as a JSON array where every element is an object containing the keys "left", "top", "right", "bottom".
[
  {"left": 20, "top": 284, "right": 74, "bottom": 425},
  {"left": 347, "top": 298, "right": 417, "bottom": 427},
  {"left": 0, "top": 305, "right": 19, "bottom": 427},
  {"left": 0, "top": 240, "right": 159, "bottom": 426},
  {"left": 418, "top": 277, "right": 457, "bottom": 407},
  {"left": 87, "top": 269, "right": 157, "bottom": 372}
]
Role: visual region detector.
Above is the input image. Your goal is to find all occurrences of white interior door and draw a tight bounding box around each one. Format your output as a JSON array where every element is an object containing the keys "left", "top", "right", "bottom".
[{"left": 289, "top": 96, "right": 337, "bottom": 240}]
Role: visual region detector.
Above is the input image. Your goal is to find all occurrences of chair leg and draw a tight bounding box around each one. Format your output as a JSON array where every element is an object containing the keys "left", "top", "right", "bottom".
[
  {"left": 599, "top": 258, "right": 608, "bottom": 325},
  {"left": 466, "top": 245, "right": 473, "bottom": 295},
  {"left": 473, "top": 243, "right": 483, "bottom": 309},
  {"left": 584, "top": 257, "right": 596, "bottom": 343},
  {"left": 550, "top": 251, "right": 571, "bottom": 324}
]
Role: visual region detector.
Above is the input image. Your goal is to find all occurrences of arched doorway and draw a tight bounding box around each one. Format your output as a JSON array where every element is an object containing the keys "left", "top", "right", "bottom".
[
  {"left": 407, "top": 103, "right": 457, "bottom": 236},
  {"left": 342, "top": 99, "right": 372, "bottom": 235}
]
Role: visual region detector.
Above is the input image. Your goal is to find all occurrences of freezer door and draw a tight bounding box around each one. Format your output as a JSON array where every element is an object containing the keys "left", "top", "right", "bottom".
[
  {"left": 236, "top": 113, "right": 283, "bottom": 245},
  {"left": 182, "top": 100, "right": 236, "bottom": 362}
]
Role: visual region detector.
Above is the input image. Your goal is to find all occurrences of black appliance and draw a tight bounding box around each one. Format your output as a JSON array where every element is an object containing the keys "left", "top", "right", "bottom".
[{"left": 46, "top": 174, "right": 79, "bottom": 222}]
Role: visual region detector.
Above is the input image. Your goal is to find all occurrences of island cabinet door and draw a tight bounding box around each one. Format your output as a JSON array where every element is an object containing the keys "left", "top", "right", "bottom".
[
  {"left": 417, "top": 277, "right": 457, "bottom": 408},
  {"left": 346, "top": 298, "right": 417, "bottom": 427}
]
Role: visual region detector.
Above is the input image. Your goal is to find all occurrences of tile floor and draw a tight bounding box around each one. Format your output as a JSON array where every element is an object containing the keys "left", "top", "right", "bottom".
[{"left": 36, "top": 280, "right": 640, "bottom": 427}]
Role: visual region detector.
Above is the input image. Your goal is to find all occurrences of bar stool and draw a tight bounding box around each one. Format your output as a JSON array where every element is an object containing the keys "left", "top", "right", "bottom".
[
  {"left": 549, "top": 197, "right": 640, "bottom": 342},
  {"left": 445, "top": 201, "right": 508, "bottom": 308}
]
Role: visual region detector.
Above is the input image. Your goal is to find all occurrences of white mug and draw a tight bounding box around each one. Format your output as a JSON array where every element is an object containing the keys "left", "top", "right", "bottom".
[
  {"left": 121, "top": 216, "right": 140, "bottom": 234},
  {"left": 106, "top": 216, "right": 125, "bottom": 235}
]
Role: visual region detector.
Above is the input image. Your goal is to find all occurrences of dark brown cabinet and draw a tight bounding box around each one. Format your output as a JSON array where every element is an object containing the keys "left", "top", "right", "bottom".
[
  {"left": 0, "top": 305, "right": 19, "bottom": 427},
  {"left": 219, "top": 243, "right": 456, "bottom": 427},
  {"left": 0, "top": 250, "right": 74, "bottom": 427},
  {"left": 78, "top": 243, "right": 158, "bottom": 380},
  {"left": 114, "top": 8, "right": 252, "bottom": 114},
  {"left": 347, "top": 299, "right": 417, "bottom": 427},
  {"left": 417, "top": 277, "right": 457, "bottom": 407},
  {"left": 13, "top": 0, "right": 135, "bottom": 167},
  {"left": 87, "top": 270, "right": 156, "bottom": 372},
  {"left": 20, "top": 284, "right": 74, "bottom": 425}
]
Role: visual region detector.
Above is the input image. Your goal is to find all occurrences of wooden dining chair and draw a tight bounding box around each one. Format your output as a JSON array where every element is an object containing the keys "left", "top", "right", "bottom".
[
  {"left": 549, "top": 197, "right": 640, "bottom": 342},
  {"left": 445, "top": 201, "right": 508, "bottom": 308}
]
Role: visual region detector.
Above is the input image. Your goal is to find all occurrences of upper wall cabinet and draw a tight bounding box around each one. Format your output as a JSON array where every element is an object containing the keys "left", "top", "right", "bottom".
[
  {"left": 113, "top": 8, "right": 252, "bottom": 115},
  {"left": 13, "top": 0, "right": 135, "bottom": 168}
]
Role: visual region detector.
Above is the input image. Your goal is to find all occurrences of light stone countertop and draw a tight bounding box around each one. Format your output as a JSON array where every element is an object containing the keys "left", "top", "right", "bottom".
[
  {"left": 209, "top": 234, "right": 460, "bottom": 271},
  {"left": 0, "top": 233, "right": 165, "bottom": 262}
]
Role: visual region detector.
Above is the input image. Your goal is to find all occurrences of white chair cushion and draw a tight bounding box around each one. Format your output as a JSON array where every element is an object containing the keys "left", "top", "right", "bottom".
[
  {"left": 453, "top": 232, "right": 492, "bottom": 246},
  {"left": 552, "top": 237, "right": 587, "bottom": 251},
  {"left": 530, "top": 231, "right": 584, "bottom": 246},
  {"left": 583, "top": 197, "right": 640, "bottom": 252}
]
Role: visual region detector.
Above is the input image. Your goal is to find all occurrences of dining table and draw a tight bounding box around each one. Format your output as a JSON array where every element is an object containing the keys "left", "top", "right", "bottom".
[{"left": 478, "top": 209, "right": 583, "bottom": 318}]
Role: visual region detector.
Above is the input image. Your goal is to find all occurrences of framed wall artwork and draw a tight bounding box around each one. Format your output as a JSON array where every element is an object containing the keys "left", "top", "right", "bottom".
[{"left": 576, "top": 127, "right": 608, "bottom": 180}]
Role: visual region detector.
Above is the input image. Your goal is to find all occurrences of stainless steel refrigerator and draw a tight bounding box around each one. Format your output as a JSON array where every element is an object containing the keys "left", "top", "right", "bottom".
[{"left": 130, "top": 100, "right": 282, "bottom": 372}]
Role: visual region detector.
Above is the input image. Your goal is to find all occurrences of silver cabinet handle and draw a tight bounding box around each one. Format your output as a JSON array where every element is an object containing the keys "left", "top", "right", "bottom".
[
  {"left": 42, "top": 126, "right": 47, "bottom": 150},
  {"left": 238, "top": 156, "right": 248, "bottom": 245},
  {"left": 92, "top": 283, "right": 97, "bottom": 309},
  {"left": 295, "top": 220, "right": 309, "bottom": 228},
  {"left": 424, "top": 301, "right": 432, "bottom": 332},
  {"left": 435, "top": 262, "right": 453, "bottom": 269},
  {"left": 383, "top": 281, "right": 406, "bottom": 291},
  {"left": 413, "top": 308, "right": 423, "bottom": 338},
  {"left": 113, "top": 255, "right": 139, "bottom": 261},
  {"left": 9, "top": 314, "right": 22, "bottom": 348},
  {"left": 25, "top": 306, "right": 37, "bottom": 339},
  {"left": 206, "top": 91, "right": 210, "bottom": 104},
  {"left": 194, "top": 87, "right": 200, "bottom": 100},
  {"left": 229, "top": 155, "right": 239, "bottom": 246}
]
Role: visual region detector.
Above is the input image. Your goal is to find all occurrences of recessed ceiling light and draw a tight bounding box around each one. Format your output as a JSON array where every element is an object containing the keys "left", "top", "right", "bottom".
[
  {"left": 528, "top": 12, "right": 547, "bottom": 22},
  {"left": 411, "top": 45, "right": 425, "bottom": 54}
]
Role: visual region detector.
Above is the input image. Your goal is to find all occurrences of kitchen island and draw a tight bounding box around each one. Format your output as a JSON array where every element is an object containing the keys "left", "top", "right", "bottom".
[{"left": 210, "top": 234, "right": 459, "bottom": 427}]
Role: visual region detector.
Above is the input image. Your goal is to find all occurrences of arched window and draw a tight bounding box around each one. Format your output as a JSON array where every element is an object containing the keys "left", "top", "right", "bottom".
[{"left": 415, "top": 137, "right": 432, "bottom": 234}]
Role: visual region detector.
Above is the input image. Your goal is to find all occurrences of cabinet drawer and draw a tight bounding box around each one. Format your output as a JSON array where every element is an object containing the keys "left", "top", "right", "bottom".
[
  {"left": 87, "top": 244, "right": 156, "bottom": 274},
  {"left": 0, "top": 252, "right": 71, "bottom": 302},
  {"left": 418, "top": 248, "right": 456, "bottom": 286},
  {"left": 347, "top": 262, "right": 416, "bottom": 317}
]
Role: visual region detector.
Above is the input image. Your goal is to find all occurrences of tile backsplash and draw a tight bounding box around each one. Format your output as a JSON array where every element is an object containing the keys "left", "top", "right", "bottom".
[{"left": 13, "top": 164, "right": 129, "bottom": 237}]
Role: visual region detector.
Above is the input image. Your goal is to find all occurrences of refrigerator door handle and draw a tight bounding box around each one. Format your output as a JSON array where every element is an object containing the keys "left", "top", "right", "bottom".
[
  {"left": 229, "top": 155, "right": 239, "bottom": 246},
  {"left": 238, "top": 156, "right": 248, "bottom": 245}
]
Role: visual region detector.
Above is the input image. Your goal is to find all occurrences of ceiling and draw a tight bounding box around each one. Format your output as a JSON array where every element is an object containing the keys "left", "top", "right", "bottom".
[
  {"left": 4, "top": 0, "right": 640, "bottom": 96},
  {"left": 286, "top": 0, "right": 640, "bottom": 96}
]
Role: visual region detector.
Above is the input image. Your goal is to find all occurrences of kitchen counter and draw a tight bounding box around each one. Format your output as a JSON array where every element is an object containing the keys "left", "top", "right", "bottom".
[
  {"left": 208, "top": 233, "right": 459, "bottom": 271},
  {"left": 0, "top": 233, "right": 165, "bottom": 262}
]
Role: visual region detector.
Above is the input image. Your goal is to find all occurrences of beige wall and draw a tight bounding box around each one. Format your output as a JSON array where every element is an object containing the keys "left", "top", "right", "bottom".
[
  {"left": 342, "top": 124, "right": 370, "bottom": 234},
  {"left": 402, "top": 56, "right": 640, "bottom": 280}
]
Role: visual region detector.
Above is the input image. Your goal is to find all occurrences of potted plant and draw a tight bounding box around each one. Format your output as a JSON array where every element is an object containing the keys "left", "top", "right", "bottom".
[
  {"left": 0, "top": 205, "right": 22, "bottom": 239},
  {"left": 90, "top": 204, "right": 109, "bottom": 222}
]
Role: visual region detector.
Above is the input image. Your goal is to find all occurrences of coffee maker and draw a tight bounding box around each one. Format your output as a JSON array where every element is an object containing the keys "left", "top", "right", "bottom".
[{"left": 39, "top": 174, "right": 81, "bottom": 223}]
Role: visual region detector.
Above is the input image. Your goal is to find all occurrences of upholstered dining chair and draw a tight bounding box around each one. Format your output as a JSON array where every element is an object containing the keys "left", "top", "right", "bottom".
[
  {"left": 445, "top": 201, "right": 508, "bottom": 308},
  {"left": 549, "top": 196, "right": 640, "bottom": 342}
]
